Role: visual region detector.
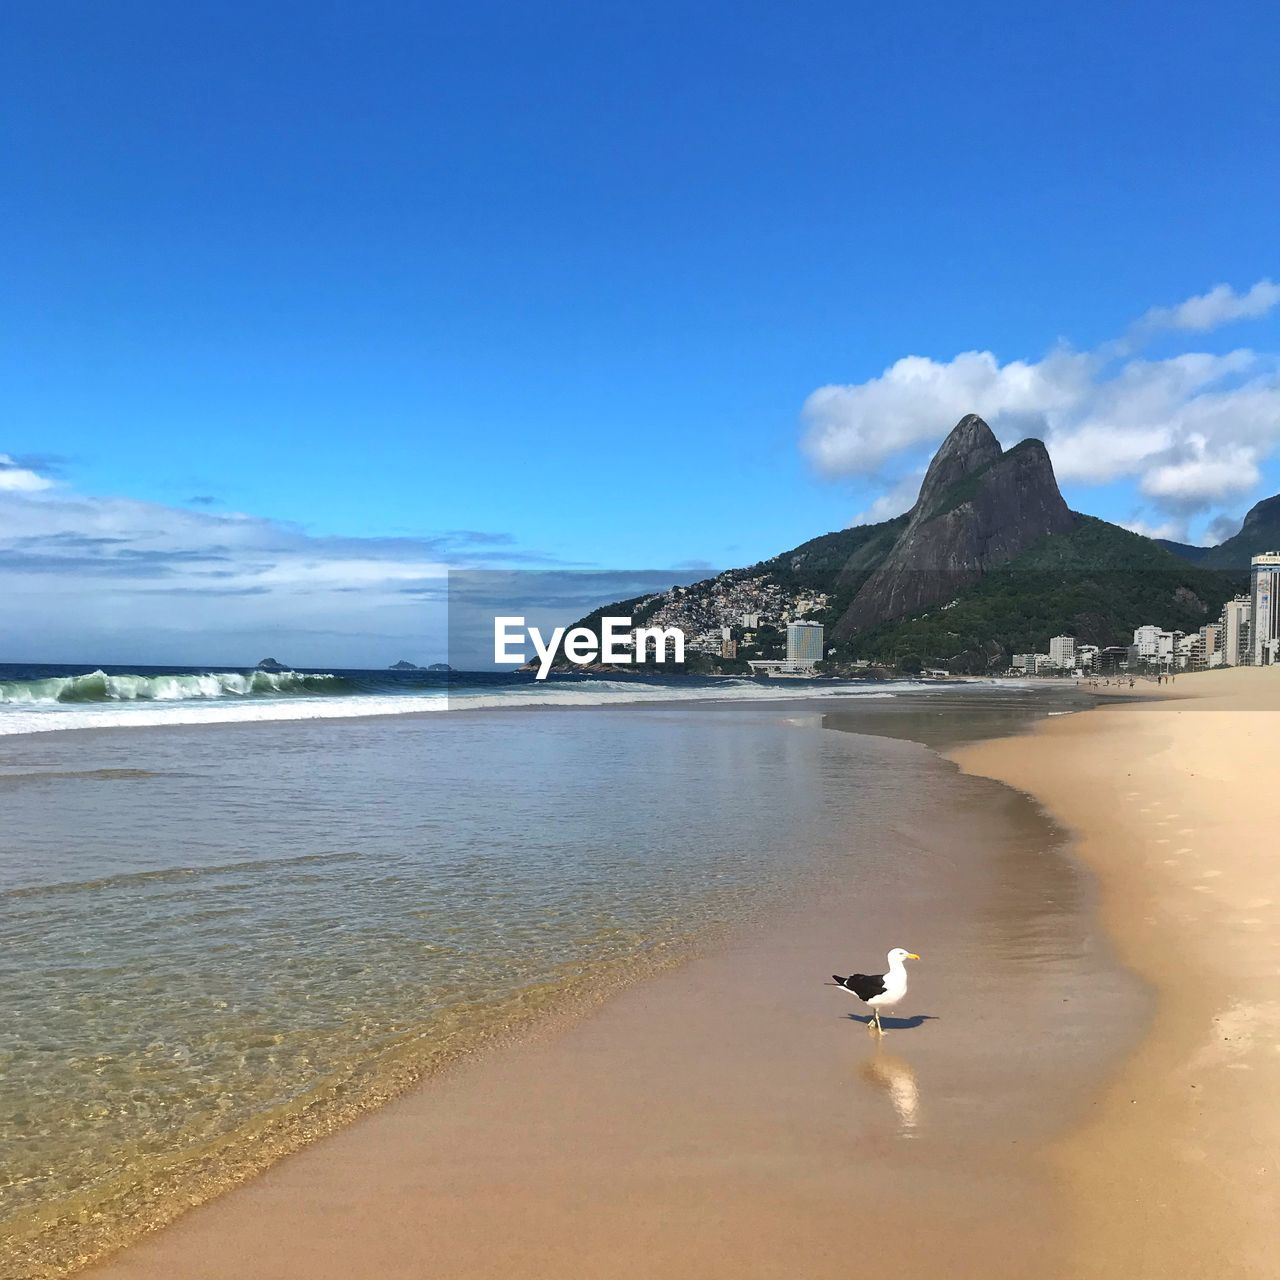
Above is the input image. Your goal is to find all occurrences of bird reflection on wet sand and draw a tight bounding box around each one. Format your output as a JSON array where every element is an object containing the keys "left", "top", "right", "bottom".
[{"left": 860, "top": 1051, "right": 921, "bottom": 1134}]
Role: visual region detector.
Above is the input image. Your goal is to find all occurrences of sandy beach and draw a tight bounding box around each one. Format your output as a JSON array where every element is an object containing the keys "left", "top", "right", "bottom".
[
  {"left": 29, "top": 672, "right": 1271, "bottom": 1280},
  {"left": 954, "top": 668, "right": 1280, "bottom": 1279},
  {"left": 62, "top": 692, "right": 1141, "bottom": 1280}
]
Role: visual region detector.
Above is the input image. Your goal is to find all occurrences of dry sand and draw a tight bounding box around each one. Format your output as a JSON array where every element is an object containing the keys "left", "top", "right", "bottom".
[{"left": 954, "top": 667, "right": 1280, "bottom": 1279}]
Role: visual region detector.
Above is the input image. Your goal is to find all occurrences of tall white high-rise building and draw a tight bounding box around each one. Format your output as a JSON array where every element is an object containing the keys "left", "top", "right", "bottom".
[
  {"left": 1220, "top": 596, "right": 1251, "bottom": 667},
  {"left": 785, "top": 621, "right": 824, "bottom": 671},
  {"left": 1133, "top": 625, "right": 1174, "bottom": 665},
  {"left": 1048, "top": 635, "right": 1076, "bottom": 669},
  {"left": 1251, "top": 553, "right": 1280, "bottom": 665}
]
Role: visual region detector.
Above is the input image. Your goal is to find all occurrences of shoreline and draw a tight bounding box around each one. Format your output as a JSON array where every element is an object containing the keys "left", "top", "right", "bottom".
[
  {"left": 0, "top": 673, "right": 1041, "bottom": 740},
  {"left": 951, "top": 667, "right": 1279, "bottom": 1278},
  {"left": 67, "top": 694, "right": 1143, "bottom": 1280}
]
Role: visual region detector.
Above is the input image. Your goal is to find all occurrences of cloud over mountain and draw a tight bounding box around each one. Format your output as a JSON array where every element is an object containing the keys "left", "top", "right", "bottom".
[{"left": 802, "top": 280, "right": 1280, "bottom": 535}]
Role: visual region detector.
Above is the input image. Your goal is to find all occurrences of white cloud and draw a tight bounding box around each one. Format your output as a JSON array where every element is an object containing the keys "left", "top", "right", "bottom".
[
  {"left": 1204, "top": 512, "right": 1243, "bottom": 544},
  {"left": 0, "top": 454, "right": 54, "bottom": 492},
  {"left": 1140, "top": 440, "right": 1261, "bottom": 507},
  {"left": 0, "top": 459, "right": 556, "bottom": 666},
  {"left": 850, "top": 470, "right": 924, "bottom": 525},
  {"left": 1043, "top": 422, "right": 1173, "bottom": 484},
  {"left": 802, "top": 348, "right": 1091, "bottom": 476},
  {"left": 801, "top": 280, "right": 1280, "bottom": 521},
  {"left": 1121, "top": 517, "right": 1187, "bottom": 542},
  {"left": 1138, "top": 279, "right": 1280, "bottom": 333}
]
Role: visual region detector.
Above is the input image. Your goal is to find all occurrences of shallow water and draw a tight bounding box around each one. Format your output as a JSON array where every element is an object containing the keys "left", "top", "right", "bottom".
[{"left": 1, "top": 686, "right": 1108, "bottom": 1276}]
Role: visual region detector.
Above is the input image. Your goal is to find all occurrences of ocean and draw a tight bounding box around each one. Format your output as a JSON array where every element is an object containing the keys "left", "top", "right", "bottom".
[
  {"left": 0, "top": 663, "right": 908, "bottom": 736},
  {"left": 0, "top": 667, "right": 1099, "bottom": 1277}
]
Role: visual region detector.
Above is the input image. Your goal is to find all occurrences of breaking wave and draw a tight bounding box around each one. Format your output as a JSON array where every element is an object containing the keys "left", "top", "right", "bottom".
[{"left": 0, "top": 669, "right": 352, "bottom": 705}]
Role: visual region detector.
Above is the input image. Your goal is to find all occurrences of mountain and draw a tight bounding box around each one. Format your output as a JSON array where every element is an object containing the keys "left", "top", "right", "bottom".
[
  {"left": 1158, "top": 494, "right": 1280, "bottom": 569},
  {"left": 833, "top": 416, "right": 1073, "bottom": 638},
  {"left": 565, "top": 414, "right": 1245, "bottom": 672},
  {"left": 389, "top": 660, "right": 420, "bottom": 670},
  {"left": 851, "top": 515, "right": 1238, "bottom": 671}
]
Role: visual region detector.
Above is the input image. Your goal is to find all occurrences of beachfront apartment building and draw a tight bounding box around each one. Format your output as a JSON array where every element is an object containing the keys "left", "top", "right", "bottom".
[
  {"left": 1133, "top": 625, "right": 1171, "bottom": 662},
  {"left": 1250, "top": 553, "right": 1280, "bottom": 666},
  {"left": 1219, "top": 596, "right": 1251, "bottom": 666},
  {"left": 1194, "top": 623, "right": 1222, "bottom": 669},
  {"left": 1048, "top": 635, "right": 1076, "bottom": 669},
  {"left": 1132, "top": 624, "right": 1188, "bottom": 668},
  {"left": 1076, "top": 643, "right": 1100, "bottom": 671},
  {"left": 785, "top": 621, "right": 824, "bottom": 671}
]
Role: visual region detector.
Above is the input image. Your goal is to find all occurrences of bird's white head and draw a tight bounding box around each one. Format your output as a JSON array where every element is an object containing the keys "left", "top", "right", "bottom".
[{"left": 887, "top": 947, "right": 921, "bottom": 965}]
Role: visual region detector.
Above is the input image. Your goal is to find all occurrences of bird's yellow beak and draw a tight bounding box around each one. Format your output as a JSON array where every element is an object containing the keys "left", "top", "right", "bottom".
[{"left": 906, "top": 953, "right": 920, "bottom": 961}]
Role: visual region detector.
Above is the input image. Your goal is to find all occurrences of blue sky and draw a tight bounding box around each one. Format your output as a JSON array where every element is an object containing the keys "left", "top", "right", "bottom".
[{"left": 1, "top": 2, "right": 1278, "bottom": 663}]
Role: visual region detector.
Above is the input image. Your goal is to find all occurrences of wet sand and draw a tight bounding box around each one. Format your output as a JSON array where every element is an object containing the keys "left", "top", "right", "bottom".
[
  {"left": 82, "top": 711, "right": 1143, "bottom": 1280},
  {"left": 953, "top": 668, "right": 1280, "bottom": 1279}
]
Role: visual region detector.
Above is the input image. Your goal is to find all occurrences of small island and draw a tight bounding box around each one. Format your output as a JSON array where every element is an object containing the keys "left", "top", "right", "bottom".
[
  {"left": 426, "top": 662, "right": 453, "bottom": 672},
  {"left": 388, "top": 660, "right": 420, "bottom": 671},
  {"left": 256, "top": 657, "right": 291, "bottom": 672}
]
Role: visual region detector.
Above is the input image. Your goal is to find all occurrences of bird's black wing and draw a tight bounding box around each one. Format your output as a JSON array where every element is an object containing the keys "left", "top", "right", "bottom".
[{"left": 832, "top": 972, "right": 886, "bottom": 1001}]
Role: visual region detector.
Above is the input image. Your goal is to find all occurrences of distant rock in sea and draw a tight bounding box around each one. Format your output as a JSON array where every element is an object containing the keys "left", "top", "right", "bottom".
[
  {"left": 256, "top": 657, "right": 291, "bottom": 672},
  {"left": 426, "top": 663, "right": 453, "bottom": 672},
  {"left": 389, "top": 660, "right": 420, "bottom": 671}
]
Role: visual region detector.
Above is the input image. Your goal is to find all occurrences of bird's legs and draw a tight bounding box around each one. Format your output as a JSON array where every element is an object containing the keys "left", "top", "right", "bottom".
[{"left": 871, "top": 1008, "right": 883, "bottom": 1035}]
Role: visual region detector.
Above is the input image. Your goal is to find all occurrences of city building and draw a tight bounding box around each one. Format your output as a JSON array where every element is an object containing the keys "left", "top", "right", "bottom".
[
  {"left": 1132, "top": 625, "right": 1180, "bottom": 669},
  {"left": 1250, "top": 553, "right": 1280, "bottom": 666},
  {"left": 1076, "top": 644, "right": 1100, "bottom": 671},
  {"left": 1194, "top": 623, "right": 1222, "bottom": 669},
  {"left": 784, "top": 621, "right": 824, "bottom": 672},
  {"left": 1048, "top": 635, "right": 1076, "bottom": 669},
  {"left": 1219, "top": 596, "right": 1251, "bottom": 667},
  {"left": 1133, "top": 625, "right": 1169, "bottom": 661},
  {"left": 1011, "top": 653, "right": 1035, "bottom": 671},
  {"left": 1099, "top": 646, "right": 1129, "bottom": 674}
]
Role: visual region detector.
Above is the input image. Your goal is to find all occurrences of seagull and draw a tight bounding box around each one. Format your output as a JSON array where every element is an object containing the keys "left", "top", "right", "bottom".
[{"left": 831, "top": 947, "right": 920, "bottom": 1033}]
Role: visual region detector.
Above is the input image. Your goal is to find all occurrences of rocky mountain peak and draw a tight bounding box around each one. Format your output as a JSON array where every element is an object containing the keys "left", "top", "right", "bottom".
[
  {"left": 912, "top": 414, "right": 1003, "bottom": 517},
  {"left": 1240, "top": 493, "right": 1280, "bottom": 538},
  {"left": 832, "top": 416, "right": 1073, "bottom": 637}
]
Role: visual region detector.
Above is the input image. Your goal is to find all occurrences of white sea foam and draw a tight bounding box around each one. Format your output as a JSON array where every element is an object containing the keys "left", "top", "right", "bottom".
[{"left": 0, "top": 677, "right": 959, "bottom": 737}]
